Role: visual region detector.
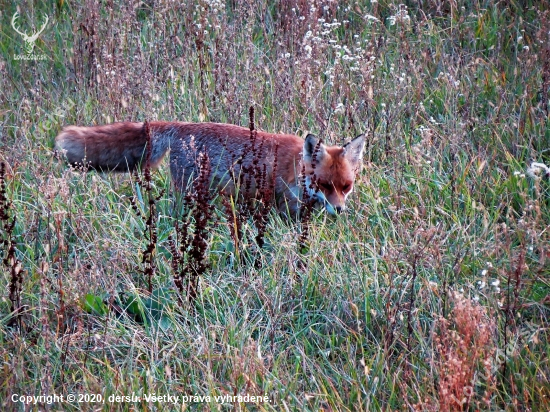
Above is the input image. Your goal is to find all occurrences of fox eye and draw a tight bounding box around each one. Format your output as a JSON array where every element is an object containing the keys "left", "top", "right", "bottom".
[{"left": 319, "top": 181, "right": 332, "bottom": 191}]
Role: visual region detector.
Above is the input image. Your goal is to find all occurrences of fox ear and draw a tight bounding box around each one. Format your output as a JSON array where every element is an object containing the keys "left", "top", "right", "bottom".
[
  {"left": 303, "top": 134, "right": 326, "bottom": 163},
  {"left": 343, "top": 134, "right": 366, "bottom": 166}
]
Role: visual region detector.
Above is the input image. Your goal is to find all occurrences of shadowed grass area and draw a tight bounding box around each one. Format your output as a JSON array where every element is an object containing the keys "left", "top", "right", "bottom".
[{"left": 1, "top": 1, "right": 549, "bottom": 410}]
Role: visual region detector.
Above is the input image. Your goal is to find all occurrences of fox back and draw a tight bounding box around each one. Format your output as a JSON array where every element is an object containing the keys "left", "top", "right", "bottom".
[{"left": 55, "top": 121, "right": 365, "bottom": 216}]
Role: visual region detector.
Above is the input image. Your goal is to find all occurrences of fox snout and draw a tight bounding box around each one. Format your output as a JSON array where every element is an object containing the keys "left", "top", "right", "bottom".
[
  {"left": 322, "top": 194, "right": 347, "bottom": 216},
  {"left": 325, "top": 204, "right": 344, "bottom": 215},
  {"left": 310, "top": 188, "right": 347, "bottom": 215}
]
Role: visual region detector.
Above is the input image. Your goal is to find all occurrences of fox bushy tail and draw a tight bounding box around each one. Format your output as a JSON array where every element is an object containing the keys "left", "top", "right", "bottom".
[{"left": 55, "top": 121, "right": 171, "bottom": 171}]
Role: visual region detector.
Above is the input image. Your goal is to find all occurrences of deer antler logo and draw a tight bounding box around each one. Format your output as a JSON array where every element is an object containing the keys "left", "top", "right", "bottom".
[{"left": 11, "top": 12, "right": 49, "bottom": 56}]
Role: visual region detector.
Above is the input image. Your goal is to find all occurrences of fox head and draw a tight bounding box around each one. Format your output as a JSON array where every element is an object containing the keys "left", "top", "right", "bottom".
[{"left": 302, "top": 133, "right": 366, "bottom": 215}]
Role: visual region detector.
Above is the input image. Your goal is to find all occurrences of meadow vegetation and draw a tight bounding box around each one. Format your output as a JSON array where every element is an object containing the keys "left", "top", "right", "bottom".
[{"left": 1, "top": 0, "right": 549, "bottom": 410}]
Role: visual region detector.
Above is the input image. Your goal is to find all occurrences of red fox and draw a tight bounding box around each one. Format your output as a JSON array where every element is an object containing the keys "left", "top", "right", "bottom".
[{"left": 55, "top": 122, "right": 365, "bottom": 217}]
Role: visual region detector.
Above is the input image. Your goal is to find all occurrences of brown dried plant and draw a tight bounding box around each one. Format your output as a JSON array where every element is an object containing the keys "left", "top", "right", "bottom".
[
  {"left": 1, "top": 162, "right": 23, "bottom": 327},
  {"left": 432, "top": 292, "right": 497, "bottom": 411},
  {"left": 170, "top": 152, "right": 214, "bottom": 303},
  {"left": 130, "top": 122, "right": 164, "bottom": 293},
  {"left": 222, "top": 106, "right": 278, "bottom": 267}
]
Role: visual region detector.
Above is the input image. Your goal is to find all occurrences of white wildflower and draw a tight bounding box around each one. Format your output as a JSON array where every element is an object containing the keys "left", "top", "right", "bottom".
[
  {"left": 387, "top": 4, "right": 410, "bottom": 27},
  {"left": 527, "top": 162, "right": 550, "bottom": 179}
]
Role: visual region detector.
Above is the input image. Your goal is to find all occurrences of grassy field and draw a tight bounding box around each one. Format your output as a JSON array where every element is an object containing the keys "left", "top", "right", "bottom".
[{"left": 1, "top": 0, "right": 549, "bottom": 410}]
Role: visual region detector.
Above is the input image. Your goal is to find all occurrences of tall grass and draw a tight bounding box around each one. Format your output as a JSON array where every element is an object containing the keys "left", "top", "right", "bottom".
[{"left": 1, "top": 0, "right": 549, "bottom": 410}]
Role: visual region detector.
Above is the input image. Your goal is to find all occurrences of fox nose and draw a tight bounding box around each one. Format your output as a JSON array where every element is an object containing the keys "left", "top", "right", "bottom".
[{"left": 335, "top": 206, "right": 343, "bottom": 214}]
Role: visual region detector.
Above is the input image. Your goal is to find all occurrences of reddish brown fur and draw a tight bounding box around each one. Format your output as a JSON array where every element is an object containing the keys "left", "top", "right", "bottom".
[
  {"left": 56, "top": 122, "right": 151, "bottom": 171},
  {"left": 55, "top": 121, "right": 365, "bottom": 217}
]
